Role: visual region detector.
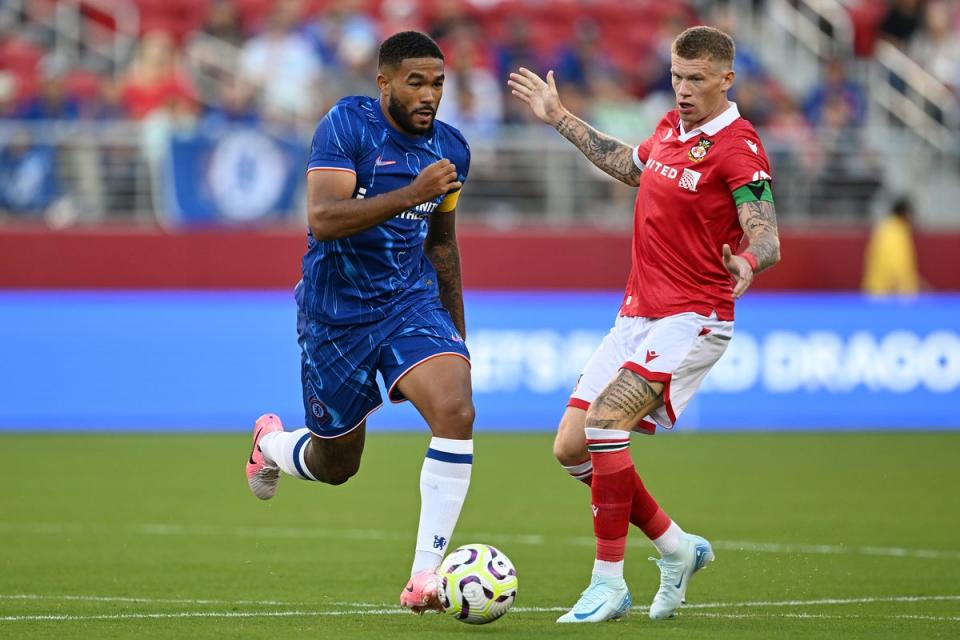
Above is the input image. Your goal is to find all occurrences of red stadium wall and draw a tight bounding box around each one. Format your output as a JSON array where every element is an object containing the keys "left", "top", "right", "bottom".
[{"left": 0, "top": 225, "right": 957, "bottom": 290}]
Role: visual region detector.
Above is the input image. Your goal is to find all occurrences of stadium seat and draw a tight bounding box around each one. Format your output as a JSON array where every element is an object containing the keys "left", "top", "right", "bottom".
[{"left": 0, "top": 38, "right": 45, "bottom": 75}]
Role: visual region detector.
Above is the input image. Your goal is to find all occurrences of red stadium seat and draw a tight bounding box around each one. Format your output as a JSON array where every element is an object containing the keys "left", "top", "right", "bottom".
[{"left": 0, "top": 38, "right": 44, "bottom": 74}]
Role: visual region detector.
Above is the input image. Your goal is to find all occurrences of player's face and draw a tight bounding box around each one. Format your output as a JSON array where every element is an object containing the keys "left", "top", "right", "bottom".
[
  {"left": 379, "top": 57, "right": 445, "bottom": 136},
  {"left": 670, "top": 54, "right": 734, "bottom": 130}
]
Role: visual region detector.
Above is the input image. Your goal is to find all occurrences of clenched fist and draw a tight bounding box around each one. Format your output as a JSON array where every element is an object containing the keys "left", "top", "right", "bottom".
[{"left": 410, "top": 159, "right": 461, "bottom": 204}]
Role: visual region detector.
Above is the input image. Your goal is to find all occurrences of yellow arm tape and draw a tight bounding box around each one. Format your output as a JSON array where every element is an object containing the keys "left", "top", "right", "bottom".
[{"left": 435, "top": 189, "right": 461, "bottom": 213}]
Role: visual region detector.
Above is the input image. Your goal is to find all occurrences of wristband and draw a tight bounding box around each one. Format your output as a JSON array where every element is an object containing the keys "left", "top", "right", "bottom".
[{"left": 739, "top": 251, "right": 759, "bottom": 272}]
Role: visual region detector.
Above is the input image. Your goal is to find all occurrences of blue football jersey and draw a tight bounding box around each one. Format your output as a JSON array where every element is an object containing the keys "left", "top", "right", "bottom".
[{"left": 296, "top": 96, "right": 470, "bottom": 325}]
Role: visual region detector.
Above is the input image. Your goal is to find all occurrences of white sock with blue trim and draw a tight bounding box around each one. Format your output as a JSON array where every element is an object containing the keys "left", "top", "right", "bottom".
[
  {"left": 411, "top": 437, "right": 473, "bottom": 575},
  {"left": 258, "top": 429, "right": 317, "bottom": 481}
]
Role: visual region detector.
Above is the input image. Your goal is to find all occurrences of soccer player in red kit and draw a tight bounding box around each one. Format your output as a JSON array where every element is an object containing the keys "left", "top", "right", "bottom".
[{"left": 509, "top": 26, "right": 781, "bottom": 623}]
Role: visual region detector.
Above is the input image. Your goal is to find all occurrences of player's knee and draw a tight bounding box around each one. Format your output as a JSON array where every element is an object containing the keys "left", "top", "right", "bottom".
[
  {"left": 553, "top": 439, "right": 587, "bottom": 467},
  {"left": 428, "top": 399, "right": 475, "bottom": 438}
]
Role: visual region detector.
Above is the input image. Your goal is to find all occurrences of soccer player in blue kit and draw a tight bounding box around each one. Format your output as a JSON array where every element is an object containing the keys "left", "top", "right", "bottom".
[{"left": 244, "top": 31, "right": 473, "bottom": 614}]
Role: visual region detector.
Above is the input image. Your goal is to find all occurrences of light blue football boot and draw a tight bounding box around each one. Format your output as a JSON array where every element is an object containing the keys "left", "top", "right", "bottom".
[
  {"left": 556, "top": 574, "right": 632, "bottom": 623},
  {"left": 648, "top": 533, "right": 715, "bottom": 620}
]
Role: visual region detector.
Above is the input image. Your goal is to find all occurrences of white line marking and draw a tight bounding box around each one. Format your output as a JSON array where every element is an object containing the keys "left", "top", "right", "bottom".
[
  {"left": 0, "top": 594, "right": 383, "bottom": 607},
  {"left": 3, "top": 593, "right": 959, "bottom": 624},
  {"left": 0, "top": 610, "right": 399, "bottom": 622},
  {"left": 3, "top": 608, "right": 960, "bottom": 624},
  {"left": 1, "top": 522, "right": 958, "bottom": 560},
  {"left": 666, "top": 595, "right": 960, "bottom": 610}
]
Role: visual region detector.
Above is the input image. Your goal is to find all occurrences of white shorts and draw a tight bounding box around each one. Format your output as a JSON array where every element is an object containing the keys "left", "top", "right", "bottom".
[{"left": 568, "top": 312, "right": 733, "bottom": 433}]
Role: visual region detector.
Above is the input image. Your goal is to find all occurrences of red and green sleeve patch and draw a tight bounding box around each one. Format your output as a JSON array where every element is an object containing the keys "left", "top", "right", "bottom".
[{"left": 732, "top": 180, "right": 775, "bottom": 206}]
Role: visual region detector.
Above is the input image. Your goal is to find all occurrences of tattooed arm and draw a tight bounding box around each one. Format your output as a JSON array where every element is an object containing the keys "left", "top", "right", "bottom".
[
  {"left": 425, "top": 207, "right": 466, "bottom": 340},
  {"left": 554, "top": 111, "right": 643, "bottom": 186},
  {"left": 507, "top": 67, "right": 642, "bottom": 187},
  {"left": 739, "top": 199, "right": 781, "bottom": 272},
  {"left": 723, "top": 186, "right": 782, "bottom": 298}
]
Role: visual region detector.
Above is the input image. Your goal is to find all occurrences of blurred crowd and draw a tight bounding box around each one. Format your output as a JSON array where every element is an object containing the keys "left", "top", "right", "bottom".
[{"left": 0, "top": 0, "right": 958, "bottom": 220}]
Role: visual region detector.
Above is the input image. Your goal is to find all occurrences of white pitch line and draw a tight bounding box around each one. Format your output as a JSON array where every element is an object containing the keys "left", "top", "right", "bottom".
[
  {"left": 2, "top": 521, "right": 959, "bottom": 560},
  {"left": 3, "top": 593, "right": 959, "bottom": 622},
  {"left": 674, "top": 595, "right": 960, "bottom": 610},
  {"left": 3, "top": 607, "right": 960, "bottom": 624},
  {"left": 0, "top": 594, "right": 384, "bottom": 608},
  {"left": 0, "top": 610, "right": 398, "bottom": 622}
]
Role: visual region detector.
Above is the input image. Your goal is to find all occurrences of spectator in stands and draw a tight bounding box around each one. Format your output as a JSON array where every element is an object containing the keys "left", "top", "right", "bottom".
[
  {"left": 238, "top": 0, "right": 322, "bottom": 125},
  {"left": 862, "top": 197, "right": 926, "bottom": 295},
  {"left": 811, "top": 94, "right": 882, "bottom": 217},
  {"left": 203, "top": 80, "right": 261, "bottom": 128},
  {"left": 427, "top": 0, "right": 473, "bottom": 43},
  {"left": 733, "top": 77, "right": 774, "bottom": 127},
  {"left": 711, "top": 4, "right": 766, "bottom": 83},
  {"left": 495, "top": 17, "right": 545, "bottom": 123},
  {"left": 909, "top": 0, "right": 960, "bottom": 92},
  {"left": 554, "top": 18, "right": 611, "bottom": 95},
  {"left": 187, "top": 0, "right": 245, "bottom": 109},
  {"left": 305, "top": 0, "right": 380, "bottom": 68},
  {"left": 17, "top": 71, "right": 79, "bottom": 121},
  {"left": 121, "top": 30, "right": 196, "bottom": 120},
  {"left": 878, "top": 0, "right": 925, "bottom": 49},
  {"left": 436, "top": 23, "right": 503, "bottom": 134},
  {"left": 587, "top": 69, "right": 656, "bottom": 144},
  {"left": 202, "top": 0, "right": 244, "bottom": 46},
  {"left": 803, "top": 57, "right": 867, "bottom": 128},
  {"left": 306, "top": 1, "right": 388, "bottom": 109},
  {"left": 80, "top": 77, "right": 125, "bottom": 121}
]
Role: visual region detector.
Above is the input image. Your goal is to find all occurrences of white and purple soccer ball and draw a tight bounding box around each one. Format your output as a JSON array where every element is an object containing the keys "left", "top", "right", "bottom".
[{"left": 437, "top": 543, "right": 518, "bottom": 624}]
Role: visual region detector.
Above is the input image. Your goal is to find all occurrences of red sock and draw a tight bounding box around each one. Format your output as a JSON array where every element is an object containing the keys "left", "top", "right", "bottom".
[
  {"left": 631, "top": 473, "right": 671, "bottom": 539},
  {"left": 587, "top": 432, "right": 635, "bottom": 563},
  {"left": 571, "top": 464, "right": 671, "bottom": 540}
]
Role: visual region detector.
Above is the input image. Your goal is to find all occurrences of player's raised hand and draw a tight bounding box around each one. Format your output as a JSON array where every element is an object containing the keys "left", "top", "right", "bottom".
[
  {"left": 723, "top": 244, "right": 755, "bottom": 298},
  {"left": 507, "top": 68, "right": 564, "bottom": 126},
  {"left": 410, "top": 159, "right": 461, "bottom": 204}
]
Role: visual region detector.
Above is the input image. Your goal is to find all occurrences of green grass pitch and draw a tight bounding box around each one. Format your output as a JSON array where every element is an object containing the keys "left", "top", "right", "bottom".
[{"left": 2, "top": 432, "right": 959, "bottom": 639}]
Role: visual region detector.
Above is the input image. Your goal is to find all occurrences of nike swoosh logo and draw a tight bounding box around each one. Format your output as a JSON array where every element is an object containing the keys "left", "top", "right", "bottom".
[
  {"left": 695, "top": 547, "right": 708, "bottom": 570},
  {"left": 248, "top": 427, "right": 263, "bottom": 465},
  {"left": 405, "top": 586, "right": 414, "bottom": 593},
  {"left": 375, "top": 156, "right": 396, "bottom": 167},
  {"left": 674, "top": 574, "right": 684, "bottom": 589},
  {"left": 573, "top": 602, "right": 605, "bottom": 620}
]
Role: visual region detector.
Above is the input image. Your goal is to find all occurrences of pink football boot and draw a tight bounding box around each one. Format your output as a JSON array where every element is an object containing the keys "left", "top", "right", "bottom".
[
  {"left": 245, "top": 413, "right": 284, "bottom": 500},
  {"left": 400, "top": 569, "right": 444, "bottom": 614}
]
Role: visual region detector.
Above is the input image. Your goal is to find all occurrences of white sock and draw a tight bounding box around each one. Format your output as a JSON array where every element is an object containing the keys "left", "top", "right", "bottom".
[
  {"left": 411, "top": 437, "right": 473, "bottom": 575},
  {"left": 593, "top": 559, "right": 624, "bottom": 579},
  {"left": 562, "top": 460, "right": 593, "bottom": 483},
  {"left": 258, "top": 428, "right": 317, "bottom": 481},
  {"left": 653, "top": 521, "right": 685, "bottom": 556}
]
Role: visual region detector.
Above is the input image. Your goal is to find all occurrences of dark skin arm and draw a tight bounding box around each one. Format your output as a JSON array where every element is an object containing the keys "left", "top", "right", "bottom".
[
  {"left": 424, "top": 205, "right": 466, "bottom": 339},
  {"left": 306, "top": 159, "right": 461, "bottom": 241},
  {"left": 723, "top": 199, "right": 782, "bottom": 298}
]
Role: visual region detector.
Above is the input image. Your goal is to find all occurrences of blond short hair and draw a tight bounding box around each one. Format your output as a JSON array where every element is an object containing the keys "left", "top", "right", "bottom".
[{"left": 672, "top": 26, "right": 735, "bottom": 67}]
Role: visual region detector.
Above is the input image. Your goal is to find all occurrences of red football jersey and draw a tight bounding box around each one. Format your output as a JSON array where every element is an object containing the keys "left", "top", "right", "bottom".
[{"left": 622, "top": 103, "right": 771, "bottom": 321}]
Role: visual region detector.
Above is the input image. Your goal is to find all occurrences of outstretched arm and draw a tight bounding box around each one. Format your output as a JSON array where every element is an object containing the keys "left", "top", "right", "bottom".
[
  {"left": 424, "top": 207, "right": 466, "bottom": 340},
  {"left": 507, "top": 68, "right": 642, "bottom": 187},
  {"left": 723, "top": 191, "right": 781, "bottom": 298}
]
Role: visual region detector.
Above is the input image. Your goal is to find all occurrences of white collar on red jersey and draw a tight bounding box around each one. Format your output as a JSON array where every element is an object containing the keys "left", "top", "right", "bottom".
[{"left": 677, "top": 102, "right": 740, "bottom": 142}]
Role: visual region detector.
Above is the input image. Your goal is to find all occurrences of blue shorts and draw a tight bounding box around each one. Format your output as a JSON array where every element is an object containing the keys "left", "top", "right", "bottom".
[{"left": 297, "top": 300, "right": 470, "bottom": 438}]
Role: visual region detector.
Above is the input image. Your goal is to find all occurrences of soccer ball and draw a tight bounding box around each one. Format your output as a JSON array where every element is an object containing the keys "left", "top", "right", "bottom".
[{"left": 437, "top": 543, "right": 518, "bottom": 624}]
